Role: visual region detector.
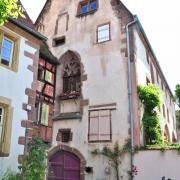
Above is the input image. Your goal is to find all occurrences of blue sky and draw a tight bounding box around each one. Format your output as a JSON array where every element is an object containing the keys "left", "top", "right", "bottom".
[{"left": 21, "top": 0, "right": 180, "bottom": 92}]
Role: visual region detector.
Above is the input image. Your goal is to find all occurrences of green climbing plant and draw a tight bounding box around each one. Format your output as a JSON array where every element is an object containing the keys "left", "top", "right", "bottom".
[
  {"left": 20, "top": 136, "right": 47, "bottom": 180},
  {"left": 138, "top": 83, "right": 163, "bottom": 145}
]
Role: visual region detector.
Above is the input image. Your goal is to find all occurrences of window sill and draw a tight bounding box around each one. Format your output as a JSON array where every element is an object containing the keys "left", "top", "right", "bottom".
[
  {"left": 96, "top": 39, "right": 112, "bottom": 45},
  {"left": 77, "top": 9, "right": 97, "bottom": 17},
  {"left": 53, "top": 112, "right": 82, "bottom": 121},
  {"left": 88, "top": 140, "right": 112, "bottom": 143},
  {"left": 0, "top": 63, "right": 17, "bottom": 72},
  {"left": 60, "top": 92, "right": 80, "bottom": 100}
]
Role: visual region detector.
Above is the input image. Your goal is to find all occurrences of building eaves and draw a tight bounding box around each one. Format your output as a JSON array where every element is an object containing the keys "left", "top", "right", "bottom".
[
  {"left": 134, "top": 15, "right": 174, "bottom": 97},
  {"left": 8, "top": 17, "right": 47, "bottom": 41},
  {"left": 40, "top": 43, "right": 58, "bottom": 65}
]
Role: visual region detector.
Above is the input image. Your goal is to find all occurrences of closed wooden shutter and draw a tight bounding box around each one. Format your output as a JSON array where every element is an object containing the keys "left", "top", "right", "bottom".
[{"left": 99, "top": 110, "right": 111, "bottom": 141}]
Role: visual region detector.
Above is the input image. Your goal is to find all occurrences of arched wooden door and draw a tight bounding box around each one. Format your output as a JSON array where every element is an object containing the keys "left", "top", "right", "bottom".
[{"left": 48, "top": 150, "right": 80, "bottom": 180}]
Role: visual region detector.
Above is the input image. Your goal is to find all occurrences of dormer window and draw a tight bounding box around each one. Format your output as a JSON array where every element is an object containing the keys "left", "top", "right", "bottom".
[{"left": 77, "top": 0, "right": 98, "bottom": 16}]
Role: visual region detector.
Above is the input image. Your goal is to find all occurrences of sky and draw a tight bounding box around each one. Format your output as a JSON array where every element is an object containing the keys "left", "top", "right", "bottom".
[{"left": 21, "top": 0, "right": 180, "bottom": 92}]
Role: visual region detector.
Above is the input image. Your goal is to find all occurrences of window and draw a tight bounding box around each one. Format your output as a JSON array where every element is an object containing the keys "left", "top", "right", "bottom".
[
  {"left": 0, "top": 30, "right": 19, "bottom": 71},
  {"left": 146, "top": 51, "right": 149, "bottom": 64},
  {"left": 38, "top": 66, "right": 45, "bottom": 81},
  {"left": 81, "top": 3, "right": 88, "bottom": 13},
  {"left": 88, "top": 110, "right": 111, "bottom": 142},
  {"left": 56, "top": 129, "right": 72, "bottom": 143},
  {"left": 1, "top": 36, "right": 14, "bottom": 66},
  {"left": 62, "top": 59, "right": 81, "bottom": 95},
  {"left": 53, "top": 36, "right": 66, "bottom": 47},
  {"left": 156, "top": 71, "right": 159, "bottom": 84},
  {"left": 45, "top": 70, "right": 53, "bottom": 84},
  {"left": 146, "top": 77, "right": 150, "bottom": 85},
  {"left": 77, "top": 0, "right": 98, "bottom": 15},
  {"left": 37, "top": 103, "right": 49, "bottom": 126},
  {"left": 90, "top": 0, "right": 97, "bottom": 11},
  {"left": 0, "top": 97, "right": 13, "bottom": 157},
  {"left": 150, "top": 64, "right": 155, "bottom": 83},
  {"left": 97, "top": 23, "right": 110, "bottom": 43},
  {"left": 167, "top": 109, "right": 170, "bottom": 122}
]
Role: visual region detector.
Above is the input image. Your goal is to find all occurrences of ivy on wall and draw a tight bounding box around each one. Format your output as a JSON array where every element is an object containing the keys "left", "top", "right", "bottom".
[{"left": 138, "top": 84, "right": 163, "bottom": 145}]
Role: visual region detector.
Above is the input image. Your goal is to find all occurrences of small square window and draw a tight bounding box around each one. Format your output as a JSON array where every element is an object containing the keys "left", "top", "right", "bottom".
[
  {"left": 56, "top": 129, "right": 72, "bottom": 143},
  {"left": 97, "top": 23, "right": 110, "bottom": 43}
]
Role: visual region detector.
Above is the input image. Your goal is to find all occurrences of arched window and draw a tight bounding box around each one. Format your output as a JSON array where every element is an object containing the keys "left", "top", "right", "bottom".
[{"left": 63, "top": 57, "right": 81, "bottom": 95}]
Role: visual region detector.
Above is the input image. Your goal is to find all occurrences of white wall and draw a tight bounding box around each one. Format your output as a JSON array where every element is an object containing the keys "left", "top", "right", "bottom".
[
  {"left": 134, "top": 29, "right": 177, "bottom": 142},
  {"left": 134, "top": 150, "right": 180, "bottom": 180},
  {"left": 0, "top": 26, "right": 37, "bottom": 175}
]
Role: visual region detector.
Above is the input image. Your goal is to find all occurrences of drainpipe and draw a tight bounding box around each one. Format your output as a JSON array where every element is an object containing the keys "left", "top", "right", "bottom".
[{"left": 125, "top": 16, "right": 137, "bottom": 180}]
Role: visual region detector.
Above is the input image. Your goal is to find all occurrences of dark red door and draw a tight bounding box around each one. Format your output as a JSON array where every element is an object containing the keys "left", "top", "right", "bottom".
[{"left": 48, "top": 151, "right": 80, "bottom": 180}]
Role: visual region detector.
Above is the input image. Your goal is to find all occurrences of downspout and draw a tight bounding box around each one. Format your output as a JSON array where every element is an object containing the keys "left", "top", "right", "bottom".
[{"left": 125, "top": 16, "right": 137, "bottom": 179}]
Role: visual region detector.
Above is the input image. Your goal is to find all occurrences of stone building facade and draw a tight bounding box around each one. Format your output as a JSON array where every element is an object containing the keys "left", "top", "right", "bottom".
[{"left": 34, "top": 0, "right": 177, "bottom": 179}]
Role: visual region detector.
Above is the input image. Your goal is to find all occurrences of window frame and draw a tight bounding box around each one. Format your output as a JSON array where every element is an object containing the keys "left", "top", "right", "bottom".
[
  {"left": 0, "top": 29, "right": 19, "bottom": 72},
  {"left": 97, "top": 22, "right": 111, "bottom": 44},
  {"left": 77, "top": 0, "right": 98, "bottom": 16},
  {"left": 1, "top": 36, "right": 14, "bottom": 67},
  {"left": 88, "top": 109, "right": 112, "bottom": 143},
  {"left": 0, "top": 98, "right": 13, "bottom": 157},
  {"left": 0, "top": 106, "right": 5, "bottom": 145}
]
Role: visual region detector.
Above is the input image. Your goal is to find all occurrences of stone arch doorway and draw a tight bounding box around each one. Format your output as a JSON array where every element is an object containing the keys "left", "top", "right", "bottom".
[{"left": 47, "top": 145, "right": 86, "bottom": 180}]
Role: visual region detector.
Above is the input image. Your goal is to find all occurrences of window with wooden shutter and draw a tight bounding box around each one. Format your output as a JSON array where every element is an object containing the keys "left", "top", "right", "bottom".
[{"left": 89, "top": 110, "right": 111, "bottom": 142}]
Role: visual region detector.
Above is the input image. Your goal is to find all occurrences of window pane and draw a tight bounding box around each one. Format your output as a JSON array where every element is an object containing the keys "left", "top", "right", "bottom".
[
  {"left": 98, "top": 24, "right": 110, "bottom": 43},
  {"left": 45, "top": 70, "right": 53, "bottom": 83},
  {"left": 81, "top": 3, "right": 88, "bottom": 13},
  {"left": 90, "top": 1, "right": 97, "bottom": 10},
  {"left": 41, "top": 103, "right": 49, "bottom": 126},
  {"left": 1, "top": 37, "right": 14, "bottom": 66}
]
